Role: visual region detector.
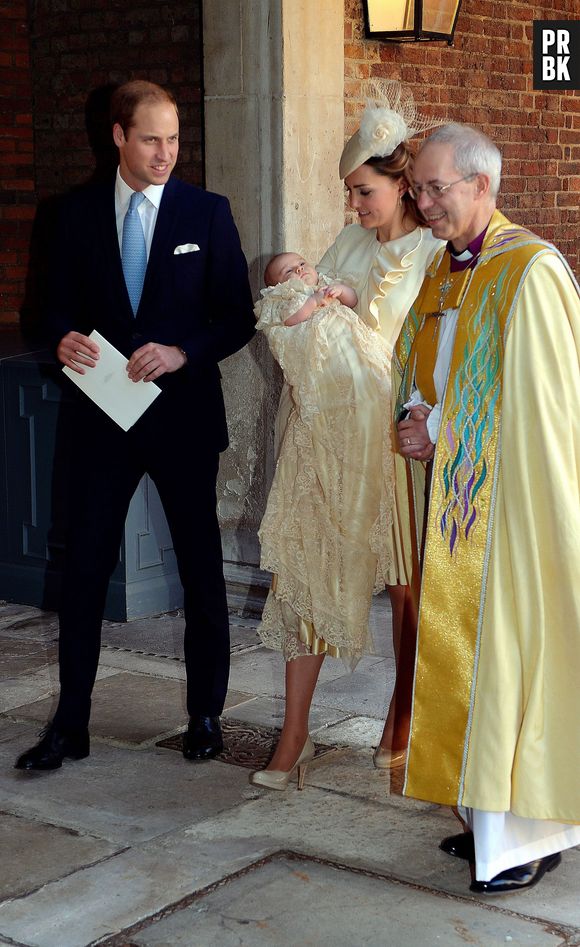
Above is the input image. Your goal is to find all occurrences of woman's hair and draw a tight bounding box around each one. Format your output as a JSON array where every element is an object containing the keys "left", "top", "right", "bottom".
[
  {"left": 364, "top": 141, "right": 423, "bottom": 226},
  {"left": 423, "top": 123, "right": 502, "bottom": 198},
  {"left": 110, "top": 80, "right": 178, "bottom": 136}
]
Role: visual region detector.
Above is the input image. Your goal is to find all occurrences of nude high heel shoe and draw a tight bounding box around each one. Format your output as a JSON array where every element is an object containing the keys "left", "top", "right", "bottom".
[
  {"left": 249, "top": 736, "right": 315, "bottom": 791},
  {"left": 372, "top": 746, "right": 407, "bottom": 770}
]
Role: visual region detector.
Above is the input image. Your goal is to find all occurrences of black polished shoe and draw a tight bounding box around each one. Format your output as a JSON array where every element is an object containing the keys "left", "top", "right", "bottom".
[
  {"left": 470, "top": 852, "right": 562, "bottom": 894},
  {"left": 14, "top": 724, "right": 90, "bottom": 771},
  {"left": 440, "top": 831, "right": 475, "bottom": 862},
  {"left": 182, "top": 715, "right": 223, "bottom": 762}
]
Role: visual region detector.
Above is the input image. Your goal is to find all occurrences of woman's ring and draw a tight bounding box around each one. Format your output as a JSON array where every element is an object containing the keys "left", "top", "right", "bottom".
[{"left": 406, "top": 438, "right": 411, "bottom": 445}]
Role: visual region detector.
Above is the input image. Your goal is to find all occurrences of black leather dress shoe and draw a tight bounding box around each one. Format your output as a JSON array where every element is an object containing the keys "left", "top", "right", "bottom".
[
  {"left": 470, "top": 852, "right": 562, "bottom": 894},
  {"left": 182, "top": 715, "right": 223, "bottom": 761},
  {"left": 440, "top": 831, "right": 475, "bottom": 862},
  {"left": 14, "top": 725, "right": 90, "bottom": 771}
]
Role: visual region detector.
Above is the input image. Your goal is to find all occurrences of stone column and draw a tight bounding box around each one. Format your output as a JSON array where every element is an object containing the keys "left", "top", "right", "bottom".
[{"left": 203, "top": 0, "right": 344, "bottom": 608}]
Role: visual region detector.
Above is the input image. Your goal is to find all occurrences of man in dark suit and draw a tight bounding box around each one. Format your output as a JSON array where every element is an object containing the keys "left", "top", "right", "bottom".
[{"left": 15, "top": 80, "right": 255, "bottom": 771}]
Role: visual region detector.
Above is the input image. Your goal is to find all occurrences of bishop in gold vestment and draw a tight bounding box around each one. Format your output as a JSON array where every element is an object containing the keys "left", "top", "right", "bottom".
[{"left": 394, "top": 123, "right": 580, "bottom": 894}]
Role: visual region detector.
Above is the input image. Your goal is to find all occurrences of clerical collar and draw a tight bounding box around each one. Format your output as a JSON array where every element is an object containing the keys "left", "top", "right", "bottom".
[{"left": 448, "top": 227, "right": 488, "bottom": 272}]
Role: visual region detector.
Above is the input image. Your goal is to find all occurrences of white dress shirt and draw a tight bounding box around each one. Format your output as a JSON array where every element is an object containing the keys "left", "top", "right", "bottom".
[
  {"left": 115, "top": 169, "right": 165, "bottom": 259},
  {"left": 405, "top": 306, "right": 460, "bottom": 443}
]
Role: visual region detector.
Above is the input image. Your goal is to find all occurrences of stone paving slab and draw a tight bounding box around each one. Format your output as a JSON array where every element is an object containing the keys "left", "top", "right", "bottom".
[
  {"left": 226, "top": 646, "right": 347, "bottom": 699},
  {"left": 0, "top": 788, "right": 433, "bottom": 947},
  {"left": 3, "top": 783, "right": 575, "bottom": 947},
  {"left": 183, "top": 784, "right": 465, "bottom": 889},
  {"left": 0, "top": 608, "right": 59, "bottom": 640},
  {"left": 1, "top": 665, "right": 116, "bottom": 719},
  {"left": 0, "top": 717, "right": 28, "bottom": 745},
  {"left": 0, "top": 727, "right": 251, "bottom": 846},
  {"left": 0, "top": 807, "right": 271, "bottom": 947},
  {"left": 0, "top": 606, "right": 261, "bottom": 656},
  {"left": 14, "top": 673, "right": 189, "bottom": 745},
  {"left": 98, "top": 646, "right": 265, "bottom": 686},
  {"left": 179, "top": 787, "right": 580, "bottom": 930},
  {"left": 0, "top": 638, "right": 56, "bottom": 677},
  {"left": 315, "top": 713, "right": 384, "bottom": 748},
  {"left": 0, "top": 811, "right": 120, "bottom": 901},
  {"left": 0, "top": 847, "right": 202, "bottom": 947},
  {"left": 116, "top": 853, "right": 568, "bottom": 947},
  {"left": 314, "top": 657, "right": 392, "bottom": 718},
  {"left": 223, "top": 695, "right": 349, "bottom": 734},
  {"left": 227, "top": 647, "right": 389, "bottom": 706},
  {"left": 0, "top": 766, "right": 447, "bottom": 946},
  {"left": 1, "top": 603, "right": 579, "bottom": 947},
  {"left": 99, "top": 613, "right": 261, "bottom": 659},
  {"left": 100, "top": 612, "right": 185, "bottom": 657},
  {"left": 230, "top": 623, "right": 263, "bottom": 654},
  {"left": 8, "top": 674, "right": 250, "bottom": 746},
  {"left": 0, "top": 666, "right": 61, "bottom": 716},
  {"left": 99, "top": 648, "right": 187, "bottom": 679},
  {"left": 304, "top": 745, "right": 419, "bottom": 806}
]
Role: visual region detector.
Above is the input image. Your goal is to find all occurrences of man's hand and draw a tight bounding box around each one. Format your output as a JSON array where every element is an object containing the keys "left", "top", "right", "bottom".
[
  {"left": 398, "top": 405, "right": 435, "bottom": 462},
  {"left": 57, "top": 332, "right": 100, "bottom": 374},
  {"left": 126, "top": 343, "right": 187, "bottom": 382}
]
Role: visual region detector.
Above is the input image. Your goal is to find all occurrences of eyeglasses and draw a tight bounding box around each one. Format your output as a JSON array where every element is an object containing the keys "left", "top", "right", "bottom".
[{"left": 408, "top": 173, "right": 477, "bottom": 201}]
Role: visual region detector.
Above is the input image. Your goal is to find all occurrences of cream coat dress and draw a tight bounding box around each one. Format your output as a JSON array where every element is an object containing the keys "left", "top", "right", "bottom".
[{"left": 319, "top": 224, "right": 444, "bottom": 586}]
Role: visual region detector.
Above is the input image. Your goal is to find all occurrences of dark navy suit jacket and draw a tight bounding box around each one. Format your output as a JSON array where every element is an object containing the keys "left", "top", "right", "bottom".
[{"left": 46, "top": 174, "right": 255, "bottom": 450}]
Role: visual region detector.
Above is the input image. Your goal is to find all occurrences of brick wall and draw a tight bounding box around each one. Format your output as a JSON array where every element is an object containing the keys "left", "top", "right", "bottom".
[
  {"left": 345, "top": 0, "right": 579, "bottom": 275},
  {"left": 0, "top": 2, "right": 35, "bottom": 325},
  {"left": 0, "top": 0, "right": 203, "bottom": 327},
  {"left": 30, "top": 0, "right": 203, "bottom": 199}
]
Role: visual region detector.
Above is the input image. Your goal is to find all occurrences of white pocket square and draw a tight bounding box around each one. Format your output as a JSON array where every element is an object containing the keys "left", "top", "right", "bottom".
[{"left": 174, "top": 243, "right": 200, "bottom": 255}]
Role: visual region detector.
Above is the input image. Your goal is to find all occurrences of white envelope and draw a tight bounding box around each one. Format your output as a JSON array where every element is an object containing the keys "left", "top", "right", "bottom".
[
  {"left": 174, "top": 243, "right": 200, "bottom": 254},
  {"left": 62, "top": 330, "right": 161, "bottom": 431}
]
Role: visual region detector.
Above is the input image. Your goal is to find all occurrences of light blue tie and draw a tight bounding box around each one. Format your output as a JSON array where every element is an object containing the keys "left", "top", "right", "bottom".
[{"left": 122, "top": 191, "right": 147, "bottom": 315}]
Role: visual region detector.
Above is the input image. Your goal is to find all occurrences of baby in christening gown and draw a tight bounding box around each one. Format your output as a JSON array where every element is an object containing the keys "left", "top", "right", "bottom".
[{"left": 254, "top": 252, "right": 395, "bottom": 667}]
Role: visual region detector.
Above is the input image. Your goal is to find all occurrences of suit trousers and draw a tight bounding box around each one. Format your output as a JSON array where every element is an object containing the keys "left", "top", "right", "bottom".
[{"left": 53, "top": 391, "right": 230, "bottom": 732}]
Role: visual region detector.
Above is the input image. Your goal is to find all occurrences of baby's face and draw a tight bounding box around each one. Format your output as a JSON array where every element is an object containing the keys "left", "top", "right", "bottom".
[{"left": 271, "top": 253, "right": 318, "bottom": 287}]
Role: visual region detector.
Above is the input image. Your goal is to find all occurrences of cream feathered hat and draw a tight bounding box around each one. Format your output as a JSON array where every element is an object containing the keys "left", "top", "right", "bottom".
[{"left": 339, "top": 78, "right": 443, "bottom": 180}]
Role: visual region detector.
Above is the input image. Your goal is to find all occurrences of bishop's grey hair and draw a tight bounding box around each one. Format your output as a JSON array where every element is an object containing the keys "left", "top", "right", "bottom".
[{"left": 421, "top": 123, "right": 502, "bottom": 198}]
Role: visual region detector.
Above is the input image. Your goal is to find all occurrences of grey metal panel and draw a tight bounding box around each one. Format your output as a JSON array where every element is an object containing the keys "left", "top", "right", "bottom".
[
  {"left": 126, "top": 475, "right": 178, "bottom": 579},
  {"left": 0, "top": 344, "right": 183, "bottom": 621},
  {"left": 1, "top": 357, "right": 78, "bottom": 609},
  {"left": 119, "top": 475, "right": 182, "bottom": 620}
]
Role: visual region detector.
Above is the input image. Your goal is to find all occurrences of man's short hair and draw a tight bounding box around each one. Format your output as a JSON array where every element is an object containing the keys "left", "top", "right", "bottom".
[
  {"left": 110, "top": 80, "right": 178, "bottom": 136},
  {"left": 422, "top": 123, "right": 502, "bottom": 198}
]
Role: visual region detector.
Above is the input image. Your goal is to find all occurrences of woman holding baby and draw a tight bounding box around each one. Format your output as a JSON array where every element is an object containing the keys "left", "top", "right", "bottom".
[{"left": 251, "top": 81, "right": 444, "bottom": 790}]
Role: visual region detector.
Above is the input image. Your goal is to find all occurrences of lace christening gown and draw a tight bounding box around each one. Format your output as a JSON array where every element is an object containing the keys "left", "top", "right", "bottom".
[{"left": 255, "top": 276, "right": 394, "bottom": 666}]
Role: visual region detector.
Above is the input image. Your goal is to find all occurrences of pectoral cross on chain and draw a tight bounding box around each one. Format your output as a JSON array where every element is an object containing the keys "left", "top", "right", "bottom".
[{"left": 438, "top": 274, "right": 454, "bottom": 312}]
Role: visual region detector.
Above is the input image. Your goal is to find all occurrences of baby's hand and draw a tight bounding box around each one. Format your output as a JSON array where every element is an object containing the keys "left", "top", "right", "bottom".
[
  {"left": 314, "top": 289, "right": 330, "bottom": 308},
  {"left": 322, "top": 285, "right": 341, "bottom": 300}
]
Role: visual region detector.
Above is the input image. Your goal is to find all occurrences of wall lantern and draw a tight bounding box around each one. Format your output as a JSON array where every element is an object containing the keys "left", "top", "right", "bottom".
[{"left": 362, "top": 0, "right": 462, "bottom": 44}]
